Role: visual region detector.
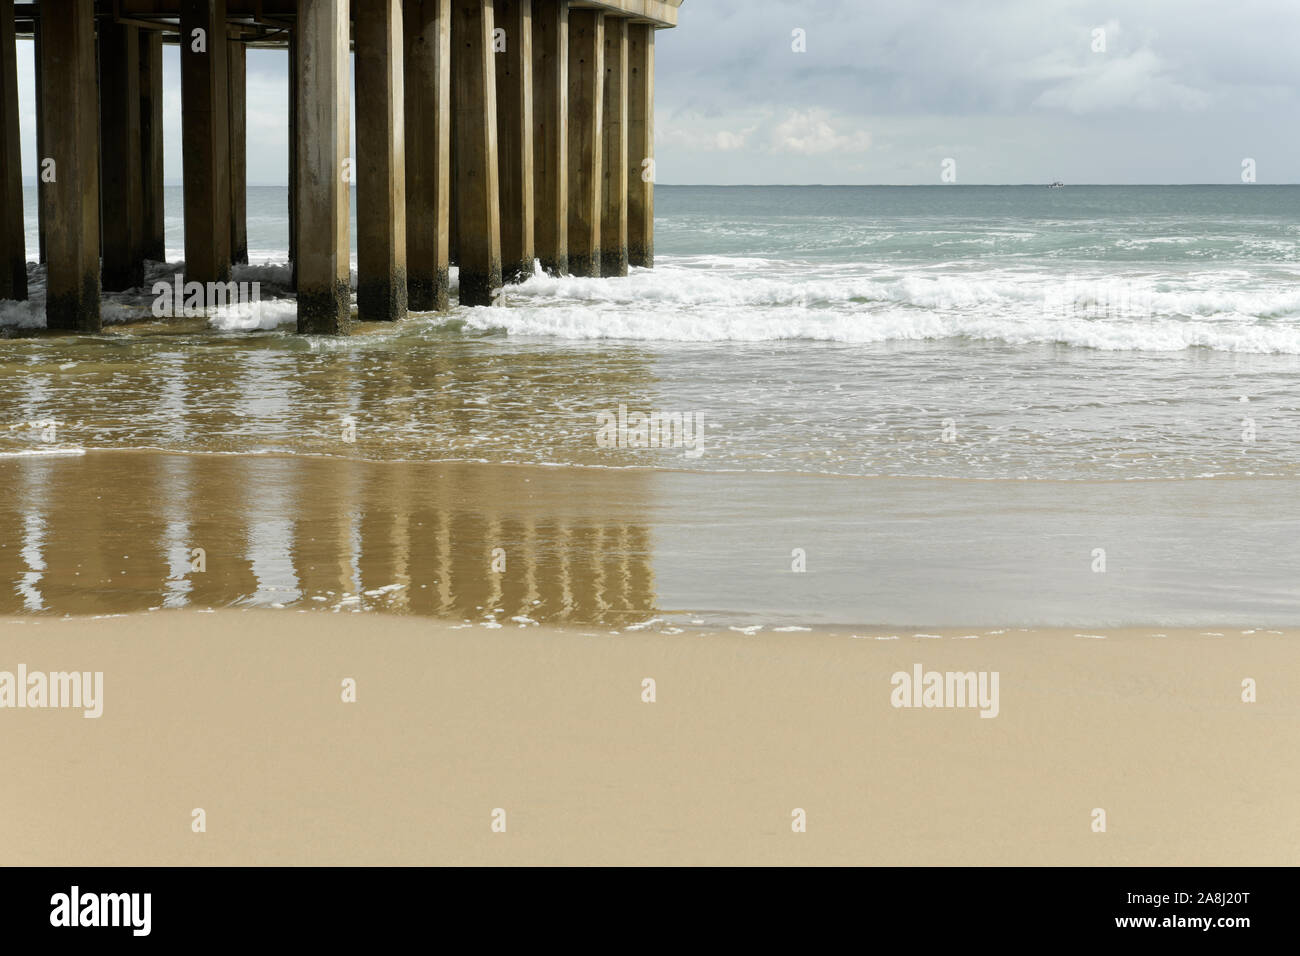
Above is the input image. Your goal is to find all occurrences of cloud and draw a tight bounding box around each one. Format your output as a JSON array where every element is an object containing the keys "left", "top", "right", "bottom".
[
  {"left": 1032, "top": 47, "right": 1214, "bottom": 113},
  {"left": 771, "top": 109, "right": 871, "bottom": 155}
]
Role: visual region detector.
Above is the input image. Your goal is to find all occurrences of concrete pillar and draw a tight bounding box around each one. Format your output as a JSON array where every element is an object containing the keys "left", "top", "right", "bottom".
[
  {"left": 599, "top": 17, "right": 627, "bottom": 277},
  {"left": 180, "top": 0, "right": 232, "bottom": 284},
  {"left": 452, "top": 0, "right": 503, "bottom": 306},
  {"left": 288, "top": 31, "right": 298, "bottom": 290},
  {"left": 0, "top": 1, "right": 25, "bottom": 299},
  {"left": 566, "top": 10, "right": 602, "bottom": 277},
  {"left": 449, "top": 104, "right": 459, "bottom": 266},
  {"left": 33, "top": 19, "right": 44, "bottom": 265},
  {"left": 627, "top": 23, "right": 654, "bottom": 268},
  {"left": 494, "top": 0, "right": 534, "bottom": 283},
  {"left": 403, "top": 0, "right": 451, "bottom": 312},
  {"left": 294, "top": 0, "right": 352, "bottom": 333},
  {"left": 99, "top": 21, "right": 145, "bottom": 291},
  {"left": 139, "top": 31, "right": 166, "bottom": 262},
  {"left": 531, "top": 0, "right": 566, "bottom": 275},
  {"left": 356, "top": 0, "right": 408, "bottom": 322},
  {"left": 228, "top": 34, "right": 248, "bottom": 265},
  {"left": 40, "top": 1, "right": 100, "bottom": 331}
]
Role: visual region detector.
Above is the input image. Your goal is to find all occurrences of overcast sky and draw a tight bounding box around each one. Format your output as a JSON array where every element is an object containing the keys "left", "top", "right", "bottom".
[{"left": 13, "top": 0, "right": 1300, "bottom": 185}]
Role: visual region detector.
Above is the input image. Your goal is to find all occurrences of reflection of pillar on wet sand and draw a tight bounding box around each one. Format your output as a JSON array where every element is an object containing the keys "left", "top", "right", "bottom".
[
  {"left": 184, "top": 457, "right": 259, "bottom": 608},
  {"left": 0, "top": 453, "right": 658, "bottom": 626},
  {"left": 288, "top": 457, "right": 362, "bottom": 607},
  {"left": 351, "top": 459, "right": 659, "bottom": 625}
]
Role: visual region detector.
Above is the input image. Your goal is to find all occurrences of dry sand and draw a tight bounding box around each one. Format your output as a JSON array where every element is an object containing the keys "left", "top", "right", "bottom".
[{"left": 1, "top": 612, "right": 1296, "bottom": 865}]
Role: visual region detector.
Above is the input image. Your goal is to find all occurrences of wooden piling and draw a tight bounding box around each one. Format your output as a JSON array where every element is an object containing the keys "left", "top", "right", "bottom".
[
  {"left": 404, "top": 0, "right": 452, "bottom": 312},
  {"left": 599, "top": 16, "right": 627, "bottom": 277},
  {"left": 0, "top": 1, "right": 25, "bottom": 299},
  {"left": 357, "top": 0, "right": 408, "bottom": 322},
  {"left": 531, "top": 0, "right": 566, "bottom": 276},
  {"left": 228, "top": 33, "right": 248, "bottom": 266},
  {"left": 287, "top": 29, "right": 298, "bottom": 291},
  {"left": 494, "top": 0, "right": 535, "bottom": 283},
  {"left": 566, "top": 10, "right": 602, "bottom": 277},
  {"left": 33, "top": 18, "right": 44, "bottom": 266},
  {"left": 40, "top": 1, "right": 100, "bottom": 330},
  {"left": 99, "top": 21, "right": 145, "bottom": 291},
  {"left": 180, "top": 0, "right": 232, "bottom": 284},
  {"left": 627, "top": 22, "right": 654, "bottom": 269},
  {"left": 294, "top": 0, "right": 352, "bottom": 334},
  {"left": 139, "top": 31, "right": 166, "bottom": 262},
  {"left": 452, "top": 0, "right": 503, "bottom": 306}
]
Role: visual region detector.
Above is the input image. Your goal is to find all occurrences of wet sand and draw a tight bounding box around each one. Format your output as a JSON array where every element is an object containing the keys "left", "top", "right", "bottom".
[
  {"left": 2, "top": 449, "right": 1300, "bottom": 627},
  {"left": 1, "top": 611, "right": 1296, "bottom": 866}
]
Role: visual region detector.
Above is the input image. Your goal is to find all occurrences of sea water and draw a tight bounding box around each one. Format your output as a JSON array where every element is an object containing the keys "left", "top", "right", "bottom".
[{"left": 2, "top": 185, "right": 1299, "bottom": 626}]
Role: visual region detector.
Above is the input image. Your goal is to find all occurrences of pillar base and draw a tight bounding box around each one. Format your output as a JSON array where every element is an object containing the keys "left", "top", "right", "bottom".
[
  {"left": 459, "top": 270, "right": 501, "bottom": 307},
  {"left": 503, "top": 259, "right": 534, "bottom": 284},
  {"left": 297, "top": 281, "right": 353, "bottom": 335},
  {"left": 538, "top": 255, "right": 568, "bottom": 277},
  {"left": 408, "top": 269, "right": 451, "bottom": 313},
  {"left": 358, "top": 269, "right": 409, "bottom": 323},
  {"left": 599, "top": 250, "right": 627, "bottom": 278},
  {"left": 568, "top": 253, "right": 600, "bottom": 278},
  {"left": 46, "top": 282, "right": 102, "bottom": 333},
  {"left": 628, "top": 245, "right": 653, "bottom": 269}
]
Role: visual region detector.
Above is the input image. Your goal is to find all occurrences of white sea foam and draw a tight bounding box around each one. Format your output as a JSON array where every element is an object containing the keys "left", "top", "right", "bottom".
[
  {"left": 448, "top": 261, "right": 1300, "bottom": 353},
  {"left": 8, "top": 248, "right": 1300, "bottom": 354}
]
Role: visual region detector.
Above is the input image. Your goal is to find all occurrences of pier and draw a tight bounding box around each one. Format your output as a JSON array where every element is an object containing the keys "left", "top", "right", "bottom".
[{"left": 0, "top": 1, "right": 680, "bottom": 333}]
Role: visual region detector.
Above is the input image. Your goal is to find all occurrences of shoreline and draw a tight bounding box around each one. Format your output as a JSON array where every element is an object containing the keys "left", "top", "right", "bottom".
[{"left": 2, "top": 610, "right": 1295, "bottom": 865}]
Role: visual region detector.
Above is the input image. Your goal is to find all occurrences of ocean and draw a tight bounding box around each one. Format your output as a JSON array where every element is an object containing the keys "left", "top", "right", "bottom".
[{"left": 2, "top": 184, "right": 1299, "bottom": 626}]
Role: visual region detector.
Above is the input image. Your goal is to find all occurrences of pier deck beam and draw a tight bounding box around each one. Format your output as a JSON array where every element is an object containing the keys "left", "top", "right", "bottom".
[
  {"left": 294, "top": 0, "right": 352, "bottom": 333},
  {"left": 495, "top": 0, "right": 534, "bottom": 283},
  {"left": 356, "top": 0, "right": 408, "bottom": 322},
  {"left": 531, "top": 0, "right": 566, "bottom": 275},
  {"left": 599, "top": 16, "right": 627, "bottom": 277},
  {"left": 627, "top": 22, "right": 654, "bottom": 268},
  {"left": 180, "top": 0, "right": 232, "bottom": 285},
  {"left": 566, "top": 10, "right": 602, "bottom": 277},
  {"left": 40, "top": 1, "right": 100, "bottom": 330},
  {"left": 228, "top": 33, "right": 248, "bottom": 266},
  {"left": 0, "top": 1, "right": 25, "bottom": 299},
  {"left": 140, "top": 31, "right": 166, "bottom": 262},
  {"left": 404, "top": 0, "right": 451, "bottom": 312},
  {"left": 99, "top": 21, "right": 145, "bottom": 291},
  {"left": 452, "top": 0, "right": 503, "bottom": 306}
]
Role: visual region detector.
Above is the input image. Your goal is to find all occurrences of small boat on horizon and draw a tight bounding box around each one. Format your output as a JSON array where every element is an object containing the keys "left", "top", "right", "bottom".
[{"left": 1048, "top": 181, "right": 1065, "bottom": 188}]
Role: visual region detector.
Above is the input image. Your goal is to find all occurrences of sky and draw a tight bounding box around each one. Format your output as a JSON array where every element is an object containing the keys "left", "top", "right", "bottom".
[{"left": 11, "top": 0, "right": 1300, "bottom": 185}]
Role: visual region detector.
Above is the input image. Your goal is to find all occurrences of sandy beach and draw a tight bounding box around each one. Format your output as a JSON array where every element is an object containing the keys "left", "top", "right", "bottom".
[{"left": 2, "top": 611, "right": 1295, "bottom": 866}]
